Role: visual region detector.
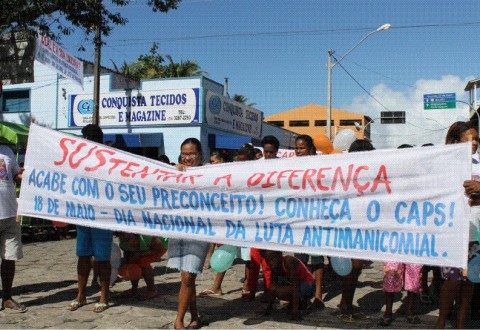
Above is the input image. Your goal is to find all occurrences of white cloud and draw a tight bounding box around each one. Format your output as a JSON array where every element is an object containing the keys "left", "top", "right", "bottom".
[{"left": 346, "top": 75, "right": 476, "bottom": 149}]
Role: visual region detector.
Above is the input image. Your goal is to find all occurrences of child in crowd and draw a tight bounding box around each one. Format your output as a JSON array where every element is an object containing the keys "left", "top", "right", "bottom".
[
  {"left": 258, "top": 250, "right": 315, "bottom": 321},
  {"left": 377, "top": 262, "right": 423, "bottom": 326},
  {"left": 118, "top": 232, "right": 167, "bottom": 300},
  {"left": 378, "top": 143, "right": 422, "bottom": 326}
]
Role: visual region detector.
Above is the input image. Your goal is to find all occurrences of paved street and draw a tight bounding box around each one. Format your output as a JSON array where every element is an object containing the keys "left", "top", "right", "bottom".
[{"left": 1, "top": 236, "right": 479, "bottom": 329}]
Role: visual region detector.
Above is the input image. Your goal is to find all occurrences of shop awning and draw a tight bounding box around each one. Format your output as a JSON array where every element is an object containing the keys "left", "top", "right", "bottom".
[
  {"left": 103, "top": 133, "right": 164, "bottom": 148},
  {"left": 208, "top": 133, "right": 253, "bottom": 149},
  {"left": 0, "top": 121, "right": 29, "bottom": 145}
]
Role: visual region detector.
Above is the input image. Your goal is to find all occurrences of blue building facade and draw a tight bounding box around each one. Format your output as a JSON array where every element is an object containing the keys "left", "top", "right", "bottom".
[{"left": 1, "top": 60, "right": 297, "bottom": 162}]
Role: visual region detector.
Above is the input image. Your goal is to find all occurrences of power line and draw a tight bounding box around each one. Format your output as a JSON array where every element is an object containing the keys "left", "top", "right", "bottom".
[
  {"left": 333, "top": 54, "right": 390, "bottom": 112},
  {"left": 333, "top": 55, "right": 451, "bottom": 133},
  {"left": 103, "top": 21, "right": 480, "bottom": 47},
  {"left": 106, "top": 27, "right": 374, "bottom": 46},
  {"left": 344, "top": 59, "right": 416, "bottom": 89}
]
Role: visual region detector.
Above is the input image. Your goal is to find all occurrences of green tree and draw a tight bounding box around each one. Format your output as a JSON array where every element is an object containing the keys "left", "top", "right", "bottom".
[
  {"left": 162, "top": 55, "right": 206, "bottom": 78},
  {"left": 232, "top": 94, "right": 256, "bottom": 107},
  {"left": 110, "top": 60, "right": 132, "bottom": 78},
  {"left": 126, "top": 42, "right": 165, "bottom": 79},
  {"left": 111, "top": 43, "right": 207, "bottom": 79},
  {"left": 1, "top": 0, "right": 182, "bottom": 42}
]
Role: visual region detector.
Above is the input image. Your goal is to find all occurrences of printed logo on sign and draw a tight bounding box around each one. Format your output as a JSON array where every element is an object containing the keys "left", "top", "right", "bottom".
[
  {"left": 209, "top": 95, "right": 222, "bottom": 115},
  {"left": 77, "top": 99, "right": 94, "bottom": 115}
]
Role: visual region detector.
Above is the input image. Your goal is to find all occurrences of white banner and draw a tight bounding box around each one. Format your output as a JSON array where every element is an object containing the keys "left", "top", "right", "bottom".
[
  {"left": 205, "top": 91, "right": 262, "bottom": 138},
  {"left": 18, "top": 124, "right": 472, "bottom": 267},
  {"left": 69, "top": 89, "right": 199, "bottom": 127},
  {"left": 34, "top": 34, "right": 83, "bottom": 87}
]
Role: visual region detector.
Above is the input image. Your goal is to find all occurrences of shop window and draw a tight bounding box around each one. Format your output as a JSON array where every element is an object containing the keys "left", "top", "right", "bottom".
[
  {"left": 289, "top": 120, "right": 309, "bottom": 127},
  {"left": 2, "top": 90, "right": 30, "bottom": 113},
  {"left": 267, "top": 120, "right": 284, "bottom": 127},
  {"left": 314, "top": 120, "right": 334, "bottom": 126},
  {"left": 381, "top": 111, "right": 405, "bottom": 124}
]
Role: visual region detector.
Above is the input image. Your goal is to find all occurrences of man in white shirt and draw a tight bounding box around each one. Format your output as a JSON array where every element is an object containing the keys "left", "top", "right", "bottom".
[{"left": 0, "top": 144, "right": 27, "bottom": 313}]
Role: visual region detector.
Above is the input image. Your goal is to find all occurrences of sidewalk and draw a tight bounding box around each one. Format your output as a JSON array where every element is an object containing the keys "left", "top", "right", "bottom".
[{"left": 2, "top": 237, "right": 479, "bottom": 329}]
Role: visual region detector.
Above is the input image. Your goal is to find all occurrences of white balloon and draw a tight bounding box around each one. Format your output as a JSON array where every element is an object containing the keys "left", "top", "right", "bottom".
[
  {"left": 110, "top": 242, "right": 122, "bottom": 287},
  {"left": 333, "top": 129, "right": 357, "bottom": 151},
  {"left": 109, "top": 268, "right": 119, "bottom": 287},
  {"left": 110, "top": 242, "right": 122, "bottom": 269}
]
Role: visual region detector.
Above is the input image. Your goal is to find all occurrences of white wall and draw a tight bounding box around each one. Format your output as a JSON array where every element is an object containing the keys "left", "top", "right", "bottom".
[{"left": 369, "top": 107, "right": 469, "bottom": 149}]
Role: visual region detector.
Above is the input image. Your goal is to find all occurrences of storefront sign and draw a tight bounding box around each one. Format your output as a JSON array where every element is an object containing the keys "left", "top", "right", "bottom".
[
  {"left": 18, "top": 124, "right": 472, "bottom": 268},
  {"left": 205, "top": 91, "right": 262, "bottom": 138},
  {"left": 69, "top": 89, "right": 199, "bottom": 127}
]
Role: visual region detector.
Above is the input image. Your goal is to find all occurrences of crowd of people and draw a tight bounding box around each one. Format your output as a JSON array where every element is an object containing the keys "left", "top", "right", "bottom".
[{"left": 1, "top": 121, "right": 480, "bottom": 329}]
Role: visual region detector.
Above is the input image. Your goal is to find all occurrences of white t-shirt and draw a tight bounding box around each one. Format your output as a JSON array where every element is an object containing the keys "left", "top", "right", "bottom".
[{"left": 0, "top": 145, "right": 19, "bottom": 220}]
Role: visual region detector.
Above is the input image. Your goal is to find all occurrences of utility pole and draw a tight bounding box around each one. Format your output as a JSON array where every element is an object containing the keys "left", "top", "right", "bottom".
[
  {"left": 326, "top": 23, "right": 391, "bottom": 140},
  {"left": 92, "top": 0, "right": 102, "bottom": 126},
  {"left": 92, "top": 24, "right": 101, "bottom": 126},
  {"left": 326, "top": 49, "right": 333, "bottom": 139}
]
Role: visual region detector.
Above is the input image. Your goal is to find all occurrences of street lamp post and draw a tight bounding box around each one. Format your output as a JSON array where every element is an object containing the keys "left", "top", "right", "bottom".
[
  {"left": 326, "top": 23, "right": 391, "bottom": 139},
  {"left": 354, "top": 117, "right": 380, "bottom": 141}
]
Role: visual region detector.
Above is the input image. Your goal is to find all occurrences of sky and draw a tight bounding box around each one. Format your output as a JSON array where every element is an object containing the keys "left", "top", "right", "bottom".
[{"left": 60, "top": 0, "right": 480, "bottom": 147}]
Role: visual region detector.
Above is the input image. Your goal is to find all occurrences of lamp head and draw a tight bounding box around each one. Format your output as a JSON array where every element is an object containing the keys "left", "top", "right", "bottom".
[
  {"left": 354, "top": 122, "right": 362, "bottom": 131},
  {"left": 377, "top": 23, "right": 392, "bottom": 31}
]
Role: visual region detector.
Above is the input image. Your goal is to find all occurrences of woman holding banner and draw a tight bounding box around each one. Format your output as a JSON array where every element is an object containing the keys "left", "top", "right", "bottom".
[
  {"left": 435, "top": 121, "right": 480, "bottom": 329},
  {"left": 293, "top": 135, "right": 326, "bottom": 309},
  {"left": 167, "top": 138, "right": 210, "bottom": 330}
]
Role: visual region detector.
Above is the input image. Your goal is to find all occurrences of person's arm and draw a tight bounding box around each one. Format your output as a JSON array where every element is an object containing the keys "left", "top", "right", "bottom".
[
  {"left": 464, "top": 180, "right": 480, "bottom": 196},
  {"left": 464, "top": 180, "right": 480, "bottom": 206},
  {"left": 14, "top": 167, "right": 24, "bottom": 184},
  {"left": 285, "top": 256, "right": 300, "bottom": 320},
  {"left": 256, "top": 264, "right": 277, "bottom": 317},
  {"left": 204, "top": 243, "right": 216, "bottom": 270},
  {"left": 255, "top": 286, "right": 275, "bottom": 317},
  {"left": 470, "top": 196, "right": 480, "bottom": 206}
]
